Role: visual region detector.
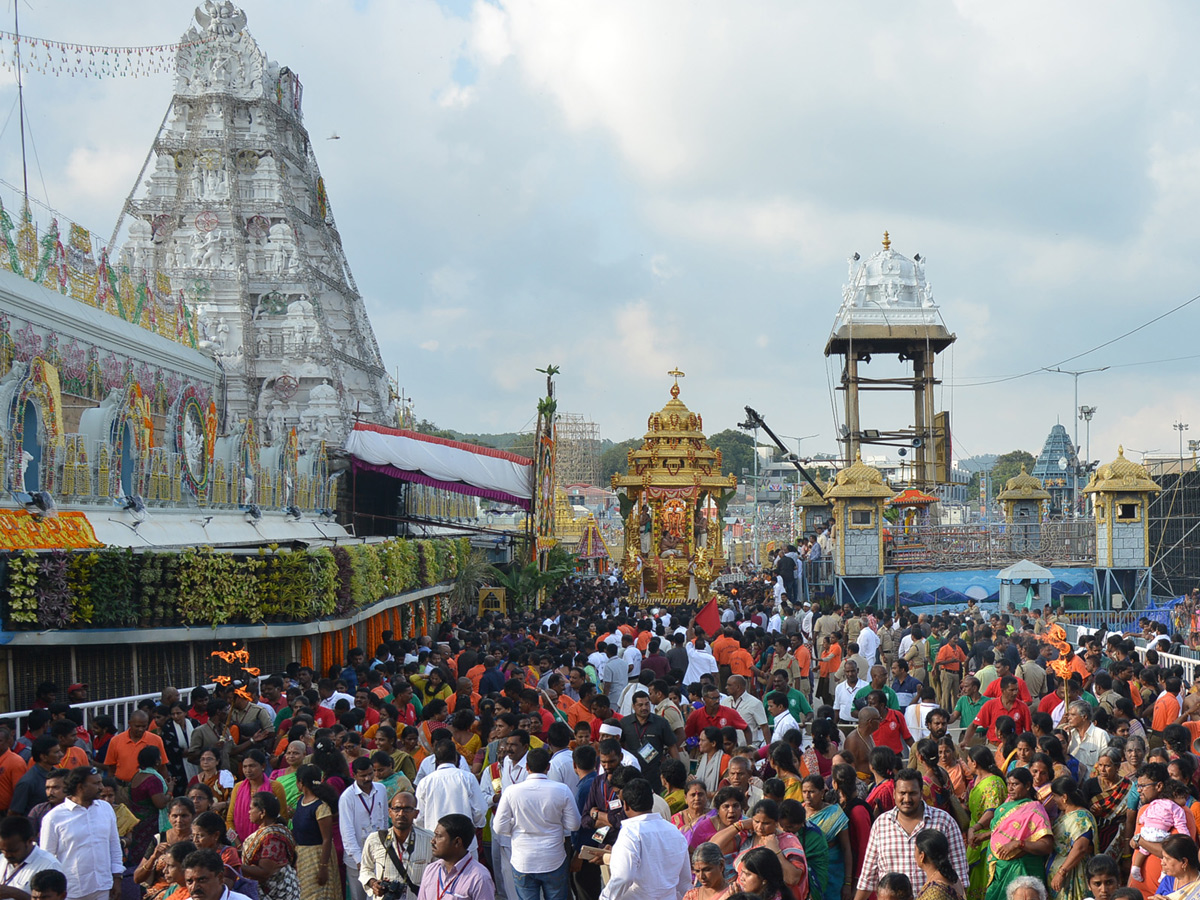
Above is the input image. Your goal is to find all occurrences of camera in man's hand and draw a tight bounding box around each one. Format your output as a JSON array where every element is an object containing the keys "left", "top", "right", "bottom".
[{"left": 377, "top": 880, "right": 407, "bottom": 900}]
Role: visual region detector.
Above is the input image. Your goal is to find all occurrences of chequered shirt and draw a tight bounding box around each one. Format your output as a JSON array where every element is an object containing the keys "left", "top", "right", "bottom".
[{"left": 854, "top": 804, "right": 968, "bottom": 895}]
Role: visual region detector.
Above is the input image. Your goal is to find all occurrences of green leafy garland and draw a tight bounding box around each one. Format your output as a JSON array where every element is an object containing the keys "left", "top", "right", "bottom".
[{"left": 3, "top": 537, "right": 462, "bottom": 631}]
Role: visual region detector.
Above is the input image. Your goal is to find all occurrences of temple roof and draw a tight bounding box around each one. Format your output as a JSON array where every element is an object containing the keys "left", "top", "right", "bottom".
[
  {"left": 1082, "top": 446, "right": 1161, "bottom": 495},
  {"left": 825, "top": 452, "right": 895, "bottom": 499},
  {"left": 996, "top": 465, "right": 1051, "bottom": 502}
]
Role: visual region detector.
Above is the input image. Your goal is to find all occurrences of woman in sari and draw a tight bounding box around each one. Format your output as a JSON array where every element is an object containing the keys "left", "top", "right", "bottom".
[
  {"left": 983, "top": 768, "right": 1054, "bottom": 900},
  {"left": 192, "top": 811, "right": 241, "bottom": 870},
  {"left": 965, "top": 746, "right": 1007, "bottom": 900},
  {"left": 710, "top": 799, "right": 807, "bottom": 896},
  {"left": 834, "top": 764, "right": 871, "bottom": 893},
  {"left": 226, "top": 749, "right": 290, "bottom": 843},
  {"left": 695, "top": 727, "right": 730, "bottom": 795},
  {"left": 134, "top": 797, "right": 196, "bottom": 886},
  {"left": 1009, "top": 733, "right": 1037, "bottom": 773},
  {"left": 271, "top": 741, "right": 307, "bottom": 814},
  {"left": 867, "top": 747, "right": 897, "bottom": 817},
  {"left": 1154, "top": 834, "right": 1200, "bottom": 900},
  {"left": 913, "top": 828, "right": 962, "bottom": 900},
  {"left": 188, "top": 748, "right": 233, "bottom": 816},
  {"left": 1123, "top": 736, "right": 1148, "bottom": 780},
  {"left": 800, "top": 717, "right": 837, "bottom": 783},
  {"left": 673, "top": 779, "right": 714, "bottom": 849},
  {"left": 803, "top": 775, "right": 851, "bottom": 900},
  {"left": 1085, "top": 748, "right": 1132, "bottom": 858},
  {"left": 241, "top": 792, "right": 301, "bottom": 900},
  {"left": 682, "top": 842, "right": 738, "bottom": 900},
  {"left": 939, "top": 738, "right": 968, "bottom": 804},
  {"left": 914, "top": 739, "right": 953, "bottom": 815},
  {"left": 449, "top": 709, "right": 481, "bottom": 763},
  {"left": 292, "top": 765, "right": 339, "bottom": 900},
  {"left": 130, "top": 746, "right": 173, "bottom": 862},
  {"left": 148, "top": 841, "right": 196, "bottom": 900},
  {"left": 691, "top": 787, "right": 747, "bottom": 872},
  {"left": 1031, "top": 753, "right": 1061, "bottom": 823},
  {"left": 1048, "top": 776, "right": 1097, "bottom": 900},
  {"left": 770, "top": 744, "right": 805, "bottom": 802}
]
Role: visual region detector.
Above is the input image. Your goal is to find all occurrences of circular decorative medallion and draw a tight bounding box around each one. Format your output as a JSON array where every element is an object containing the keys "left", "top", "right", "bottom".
[
  {"left": 194, "top": 211, "right": 219, "bottom": 233},
  {"left": 174, "top": 149, "right": 195, "bottom": 171},
  {"left": 246, "top": 215, "right": 270, "bottom": 240},
  {"left": 274, "top": 374, "right": 299, "bottom": 400},
  {"left": 235, "top": 150, "right": 260, "bottom": 174},
  {"left": 151, "top": 215, "right": 173, "bottom": 244},
  {"left": 198, "top": 149, "right": 223, "bottom": 171},
  {"left": 175, "top": 391, "right": 210, "bottom": 494}
]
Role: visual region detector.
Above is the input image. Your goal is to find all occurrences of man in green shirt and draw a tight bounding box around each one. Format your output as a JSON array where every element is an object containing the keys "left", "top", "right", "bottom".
[
  {"left": 951, "top": 675, "right": 988, "bottom": 734},
  {"left": 853, "top": 664, "right": 899, "bottom": 713},
  {"left": 765, "top": 670, "right": 812, "bottom": 728}
]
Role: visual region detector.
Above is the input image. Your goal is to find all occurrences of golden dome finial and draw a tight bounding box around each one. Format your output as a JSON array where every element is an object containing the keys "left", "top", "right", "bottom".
[
  {"left": 855, "top": 449, "right": 862, "bottom": 462},
  {"left": 667, "top": 367, "right": 685, "bottom": 399},
  {"left": 1118, "top": 445, "right": 1125, "bottom": 457},
  {"left": 882, "top": 231, "right": 891, "bottom": 251}
]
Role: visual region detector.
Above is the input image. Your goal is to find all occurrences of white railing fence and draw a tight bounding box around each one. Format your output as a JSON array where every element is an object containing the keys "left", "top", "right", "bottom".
[{"left": 0, "top": 684, "right": 214, "bottom": 735}]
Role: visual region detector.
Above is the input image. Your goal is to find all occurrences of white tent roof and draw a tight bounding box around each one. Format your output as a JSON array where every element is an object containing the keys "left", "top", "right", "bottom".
[{"left": 997, "top": 559, "right": 1054, "bottom": 583}]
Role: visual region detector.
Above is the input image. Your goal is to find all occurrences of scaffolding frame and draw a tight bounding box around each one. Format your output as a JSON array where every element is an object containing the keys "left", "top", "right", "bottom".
[
  {"left": 554, "top": 412, "right": 601, "bottom": 487},
  {"left": 1147, "top": 470, "right": 1200, "bottom": 597}
]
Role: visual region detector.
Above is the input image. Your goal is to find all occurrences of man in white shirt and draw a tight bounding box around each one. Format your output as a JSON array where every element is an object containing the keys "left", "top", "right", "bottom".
[
  {"left": 493, "top": 748, "right": 580, "bottom": 900},
  {"left": 858, "top": 622, "right": 880, "bottom": 667},
  {"left": 1065, "top": 700, "right": 1109, "bottom": 780},
  {"left": 725, "top": 676, "right": 770, "bottom": 747},
  {"left": 339, "top": 758, "right": 391, "bottom": 900},
  {"left": 621, "top": 636, "right": 642, "bottom": 678},
  {"left": 801, "top": 603, "right": 814, "bottom": 642},
  {"left": 766, "top": 692, "right": 800, "bottom": 743},
  {"left": 683, "top": 638, "right": 719, "bottom": 685},
  {"left": 414, "top": 735, "right": 473, "bottom": 784},
  {"left": 486, "top": 731, "right": 531, "bottom": 900},
  {"left": 833, "top": 661, "right": 865, "bottom": 724},
  {"left": 318, "top": 678, "right": 356, "bottom": 711},
  {"left": 417, "top": 742, "right": 487, "bottom": 858},
  {"left": 38, "top": 767, "right": 122, "bottom": 900},
  {"left": 0, "top": 814, "right": 62, "bottom": 900},
  {"left": 601, "top": 646, "right": 628, "bottom": 699},
  {"left": 544, "top": 722, "right": 579, "bottom": 794},
  {"left": 597, "top": 778, "right": 690, "bottom": 900}
]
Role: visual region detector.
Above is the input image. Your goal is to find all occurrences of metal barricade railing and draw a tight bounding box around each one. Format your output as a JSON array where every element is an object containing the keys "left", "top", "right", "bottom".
[
  {"left": 885, "top": 521, "right": 1096, "bottom": 569},
  {"left": 0, "top": 684, "right": 215, "bottom": 735}
]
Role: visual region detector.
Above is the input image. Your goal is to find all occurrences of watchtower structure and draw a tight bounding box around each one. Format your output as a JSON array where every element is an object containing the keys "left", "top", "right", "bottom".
[
  {"left": 1083, "top": 446, "right": 1160, "bottom": 609},
  {"left": 825, "top": 453, "right": 892, "bottom": 607},
  {"left": 996, "top": 465, "right": 1051, "bottom": 554},
  {"left": 825, "top": 233, "right": 955, "bottom": 490}
]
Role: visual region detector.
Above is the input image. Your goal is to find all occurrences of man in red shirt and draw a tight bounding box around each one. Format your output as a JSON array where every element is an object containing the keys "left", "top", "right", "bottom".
[
  {"left": 966, "top": 676, "right": 1032, "bottom": 745},
  {"left": 865, "top": 690, "right": 911, "bottom": 755},
  {"left": 982, "top": 660, "right": 1032, "bottom": 704},
  {"left": 684, "top": 686, "right": 750, "bottom": 746}
]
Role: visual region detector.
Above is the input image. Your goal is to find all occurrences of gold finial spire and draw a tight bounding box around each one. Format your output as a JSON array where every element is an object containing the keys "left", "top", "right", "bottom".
[
  {"left": 668, "top": 367, "right": 685, "bottom": 399},
  {"left": 882, "top": 231, "right": 891, "bottom": 250}
]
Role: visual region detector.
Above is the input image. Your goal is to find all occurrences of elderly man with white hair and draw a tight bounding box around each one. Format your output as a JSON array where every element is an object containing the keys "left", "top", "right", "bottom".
[
  {"left": 1006, "top": 876, "right": 1047, "bottom": 900},
  {"left": 1065, "top": 700, "right": 1108, "bottom": 779}
]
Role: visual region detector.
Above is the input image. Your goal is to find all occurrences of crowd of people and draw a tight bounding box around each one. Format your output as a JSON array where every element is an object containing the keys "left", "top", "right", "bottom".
[{"left": 0, "top": 569, "right": 1197, "bottom": 900}]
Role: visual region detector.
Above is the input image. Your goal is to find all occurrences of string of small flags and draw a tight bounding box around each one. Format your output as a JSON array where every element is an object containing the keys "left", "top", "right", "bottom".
[{"left": 0, "top": 30, "right": 216, "bottom": 78}]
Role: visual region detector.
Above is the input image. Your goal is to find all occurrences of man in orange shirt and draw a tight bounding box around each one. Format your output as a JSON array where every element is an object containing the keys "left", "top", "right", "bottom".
[
  {"left": 817, "top": 637, "right": 843, "bottom": 705},
  {"left": 0, "top": 726, "right": 27, "bottom": 813},
  {"left": 466, "top": 660, "right": 487, "bottom": 693},
  {"left": 728, "top": 643, "right": 760, "bottom": 687},
  {"left": 1152, "top": 675, "right": 1183, "bottom": 735},
  {"left": 712, "top": 628, "right": 739, "bottom": 689},
  {"left": 103, "top": 710, "right": 166, "bottom": 784},
  {"left": 793, "top": 636, "right": 813, "bottom": 700},
  {"left": 37, "top": 720, "right": 89, "bottom": 771},
  {"left": 446, "top": 677, "right": 481, "bottom": 714},
  {"left": 934, "top": 637, "right": 967, "bottom": 710}
]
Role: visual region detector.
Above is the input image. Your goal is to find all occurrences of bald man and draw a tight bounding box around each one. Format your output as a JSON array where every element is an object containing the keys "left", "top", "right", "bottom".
[{"left": 845, "top": 706, "right": 880, "bottom": 784}]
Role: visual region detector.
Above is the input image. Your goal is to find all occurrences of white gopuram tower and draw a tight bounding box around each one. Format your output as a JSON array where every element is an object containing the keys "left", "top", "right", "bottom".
[{"left": 115, "top": 1, "right": 393, "bottom": 454}]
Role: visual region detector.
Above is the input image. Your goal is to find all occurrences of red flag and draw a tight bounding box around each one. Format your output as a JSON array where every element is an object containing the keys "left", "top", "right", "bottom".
[{"left": 695, "top": 597, "right": 720, "bottom": 637}]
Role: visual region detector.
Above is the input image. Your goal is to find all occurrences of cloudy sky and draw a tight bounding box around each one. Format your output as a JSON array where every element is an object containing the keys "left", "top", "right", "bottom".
[{"left": 3, "top": 0, "right": 1200, "bottom": 467}]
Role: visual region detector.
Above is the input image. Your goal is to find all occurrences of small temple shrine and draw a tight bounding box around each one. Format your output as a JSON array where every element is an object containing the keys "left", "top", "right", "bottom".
[{"left": 612, "top": 371, "right": 736, "bottom": 603}]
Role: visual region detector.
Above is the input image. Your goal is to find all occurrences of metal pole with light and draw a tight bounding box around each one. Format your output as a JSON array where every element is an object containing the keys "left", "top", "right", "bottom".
[
  {"left": 1045, "top": 366, "right": 1108, "bottom": 516},
  {"left": 1175, "top": 421, "right": 1189, "bottom": 475},
  {"left": 1079, "top": 405, "right": 1096, "bottom": 470}
]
